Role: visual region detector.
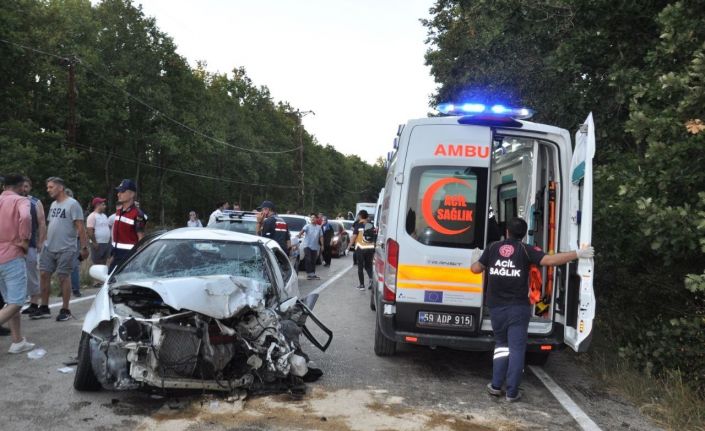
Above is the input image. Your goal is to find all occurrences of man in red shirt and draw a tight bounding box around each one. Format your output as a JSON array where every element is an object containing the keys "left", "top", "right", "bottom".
[{"left": 110, "top": 179, "right": 146, "bottom": 272}]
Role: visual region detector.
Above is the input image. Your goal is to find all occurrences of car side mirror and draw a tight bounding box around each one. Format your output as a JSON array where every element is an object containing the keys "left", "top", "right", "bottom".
[
  {"left": 279, "top": 296, "right": 298, "bottom": 313},
  {"left": 89, "top": 264, "right": 109, "bottom": 283}
]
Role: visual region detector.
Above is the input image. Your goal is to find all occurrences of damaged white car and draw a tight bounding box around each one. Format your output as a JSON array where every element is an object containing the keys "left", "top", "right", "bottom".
[{"left": 74, "top": 228, "right": 332, "bottom": 394}]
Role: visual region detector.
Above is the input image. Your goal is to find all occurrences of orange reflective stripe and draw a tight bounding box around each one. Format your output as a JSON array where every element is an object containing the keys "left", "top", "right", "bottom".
[{"left": 397, "top": 264, "right": 483, "bottom": 285}]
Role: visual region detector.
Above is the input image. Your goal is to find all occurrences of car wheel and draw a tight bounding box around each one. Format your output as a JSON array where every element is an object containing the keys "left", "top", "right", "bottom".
[
  {"left": 74, "top": 332, "right": 101, "bottom": 391},
  {"left": 374, "top": 315, "right": 396, "bottom": 356},
  {"left": 525, "top": 351, "right": 550, "bottom": 366}
]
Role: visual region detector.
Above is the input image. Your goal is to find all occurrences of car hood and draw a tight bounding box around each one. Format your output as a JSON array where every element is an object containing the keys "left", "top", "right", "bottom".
[{"left": 112, "top": 275, "right": 268, "bottom": 320}]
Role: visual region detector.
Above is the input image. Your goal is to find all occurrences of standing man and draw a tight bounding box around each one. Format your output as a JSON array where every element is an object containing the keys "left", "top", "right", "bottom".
[
  {"left": 321, "top": 216, "right": 334, "bottom": 267},
  {"left": 110, "top": 179, "right": 146, "bottom": 272},
  {"left": 86, "top": 197, "right": 111, "bottom": 265},
  {"left": 19, "top": 177, "right": 46, "bottom": 316},
  {"left": 258, "top": 201, "right": 290, "bottom": 252},
  {"left": 471, "top": 217, "right": 594, "bottom": 402},
  {"left": 0, "top": 174, "right": 35, "bottom": 352},
  {"left": 299, "top": 214, "right": 323, "bottom": 280},
  {"left": 207, "top": 201, "right": 229, "bottom": 227},
  {"left": 351, "top": 210, "right": 375, "bottom": 290},
  {"left": 32, "top": 177, "right": 89, "bottom": 321}
]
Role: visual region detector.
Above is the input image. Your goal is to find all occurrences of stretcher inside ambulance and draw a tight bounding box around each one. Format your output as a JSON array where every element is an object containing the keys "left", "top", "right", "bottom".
[{"left": 372, "top": 105, "right": 595, "bottom": 364}]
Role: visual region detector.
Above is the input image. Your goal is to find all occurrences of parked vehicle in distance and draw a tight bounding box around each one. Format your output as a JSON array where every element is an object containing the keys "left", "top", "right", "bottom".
[
  {"left": 341, "top": 220, "right": 355, "bottom": 250},
  {"left": 279, "top": 214, "right": 310, "bottom": 240},
  {"left": 328, "top": 220, "right": 350, "bottom": 257},
  {"left": 76, "top": 228, "right": 332, "bottom": 394},
  {"left": 355, "top": 202, "right": 376, "bottom": 222}
]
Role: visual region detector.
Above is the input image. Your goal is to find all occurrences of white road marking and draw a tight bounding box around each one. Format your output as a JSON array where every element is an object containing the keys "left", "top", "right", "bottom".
[
  {"left": 48, "top": 294, "right": 97, "bottom": 309},
  {"left": 529, "top": 365, "right": 603, "bottom": 431},
  {"left": 310, "top": 265, "right": 354, "bottom": 295}
]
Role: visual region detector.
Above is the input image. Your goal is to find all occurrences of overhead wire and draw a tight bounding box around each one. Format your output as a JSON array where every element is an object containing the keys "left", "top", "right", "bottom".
[
  {"left": 69, "top": 141, "right": 299, "bottom": 189},
  {"left": 0, "top": 37, "right": 303, "bottom": 155}
]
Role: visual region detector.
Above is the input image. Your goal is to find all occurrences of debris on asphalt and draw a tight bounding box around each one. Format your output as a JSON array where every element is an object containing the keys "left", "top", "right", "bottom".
[
  {"left": 57, "top": 366, "right": 75, "bottom": 374},
  {"left": 27, "top": 348, "right": 47, "bottom": 359}
]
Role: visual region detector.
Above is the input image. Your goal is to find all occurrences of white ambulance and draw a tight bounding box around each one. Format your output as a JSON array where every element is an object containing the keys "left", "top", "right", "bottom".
[{"left": 372, "top": 104, "right": 595, "bottom": 364}]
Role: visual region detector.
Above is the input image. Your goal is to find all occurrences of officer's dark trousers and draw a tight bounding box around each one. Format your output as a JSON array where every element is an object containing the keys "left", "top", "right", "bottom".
[
  {"left": 323, "top": 244, "right": 332, "bottom": 265},
  {"left": 489, "top": 304, "right": 532, "bottom": 398},
  {"left": 109, "top": 249, "right": 131, "bottom": 273}
]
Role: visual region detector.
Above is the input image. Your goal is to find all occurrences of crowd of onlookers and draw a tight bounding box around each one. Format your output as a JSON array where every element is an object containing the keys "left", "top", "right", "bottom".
[
  {"left": 1, "top": 174, "right": 374, "bottom": 356},
  {"left": 0, "top": 174, "right": 146, "bottom": 355}
]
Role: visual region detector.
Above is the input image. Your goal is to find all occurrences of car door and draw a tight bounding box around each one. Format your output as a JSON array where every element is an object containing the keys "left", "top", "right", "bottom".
[{"left": 565, "top": 113, "right": 596, "bottom": 352}]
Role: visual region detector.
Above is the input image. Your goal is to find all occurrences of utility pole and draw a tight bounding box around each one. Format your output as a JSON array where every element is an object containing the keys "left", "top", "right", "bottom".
[
  {"left": 60, "top": 56, "right": 79, "bottom": 147},
  {"left": 295, "top": 110, "right": 315, "bottom": 210}
]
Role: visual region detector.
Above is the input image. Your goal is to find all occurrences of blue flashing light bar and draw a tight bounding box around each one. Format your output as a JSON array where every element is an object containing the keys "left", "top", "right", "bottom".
[{"left": 437, "top": 102, "right": 534, "bottom": 120}]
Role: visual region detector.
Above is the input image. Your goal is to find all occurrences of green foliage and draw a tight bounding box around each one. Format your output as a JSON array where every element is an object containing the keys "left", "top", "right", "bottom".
[
  {"left": 424, "top": 0, "right": 705, "bottom": 393},
  {"left": 619, "top": 316, "right": 705, "bottom": 396},
  {"left": 0, "top": 0, "right": 383, "bottom": 226}
]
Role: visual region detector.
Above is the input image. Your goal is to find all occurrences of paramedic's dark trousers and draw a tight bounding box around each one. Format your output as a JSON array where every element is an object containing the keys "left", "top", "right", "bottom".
[
  {"left": 490, "top": 304, "right": 532, "bottom": 398},
  {"left": 357, "top": 248, "right": 374, "bottom": 286}
]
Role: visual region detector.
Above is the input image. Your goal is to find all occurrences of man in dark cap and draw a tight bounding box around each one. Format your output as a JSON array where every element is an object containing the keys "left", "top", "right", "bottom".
[
  {"left": 110, "top": 179, "right": 146, "bottom": 271},
  {"left": 258, "top": 200, "right": 290, "bottom": 252}
]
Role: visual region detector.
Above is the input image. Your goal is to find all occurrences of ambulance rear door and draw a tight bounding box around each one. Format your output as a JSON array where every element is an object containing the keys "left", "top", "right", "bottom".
[
  {"left": 565, "top": 113, "right": 596, "bottom": 352},
  {"left": 394, "top": 121, "right": 491, "bottom": 336}
]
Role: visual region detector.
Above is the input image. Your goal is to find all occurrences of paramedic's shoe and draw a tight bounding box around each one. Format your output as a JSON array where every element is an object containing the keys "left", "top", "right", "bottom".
[
  {"left": 8, "top": 338, "right": 35, "bottom": 354},
  {"left": 487, "top": 383, "right": 504, "bottom": 397},
  {"left": 357, "top": 285, "right": 365, "bottom": 291},
  {"left": 506, "top": 391, "right": 523, "bottom": 403},
  {"left": 367, "top": 279, "right": 373, "bottom": 290},
  {"left": 56, "top": 308, "right": 74, "bottom": 322}
]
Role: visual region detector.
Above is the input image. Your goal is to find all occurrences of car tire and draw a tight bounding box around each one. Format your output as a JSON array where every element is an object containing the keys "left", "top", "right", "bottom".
[
  {"left": 525, "top": 351, "right": 550, "bottom": 366},
  {"left": 374, "top": 315, "right": 396, "bottom": 356},
  {"left": 74, "top": 332, "right": 101, "bottom": 391}
]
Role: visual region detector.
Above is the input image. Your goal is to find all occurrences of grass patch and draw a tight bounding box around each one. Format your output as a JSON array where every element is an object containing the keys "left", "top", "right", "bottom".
[{"left": 581, "top": 323, "right": 705, "bottom": 431}]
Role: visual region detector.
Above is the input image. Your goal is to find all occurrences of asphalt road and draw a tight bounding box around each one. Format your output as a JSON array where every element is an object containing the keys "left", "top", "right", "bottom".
[{"left": 0, "top": 254, "right": 661, "bottom": 431}]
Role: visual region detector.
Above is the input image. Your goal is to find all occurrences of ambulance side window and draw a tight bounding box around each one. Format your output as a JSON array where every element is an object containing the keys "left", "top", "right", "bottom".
[{"left": 405, "top": 166, "right": 488, "bottom": 249}]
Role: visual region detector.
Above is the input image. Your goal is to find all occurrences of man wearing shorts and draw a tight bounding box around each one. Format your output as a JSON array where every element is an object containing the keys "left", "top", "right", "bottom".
[
  {"left": 32, "top": 177, "right": 89, "bottom": 322},
  {"left": 0, "top": 174, "right": 35, "bottom": 353}
]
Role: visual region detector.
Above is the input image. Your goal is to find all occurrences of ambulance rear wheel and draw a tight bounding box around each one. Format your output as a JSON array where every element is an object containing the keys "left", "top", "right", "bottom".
[
  {"left": 374, "top": 316, "right": 396, "bottom": 356},
  {"left": 525, "top": 351, "right": 550, "bottom": 366}
]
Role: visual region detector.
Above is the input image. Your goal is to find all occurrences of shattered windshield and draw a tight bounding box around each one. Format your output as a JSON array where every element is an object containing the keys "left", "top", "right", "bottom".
[{"left": 114, "top": 239, "right": 270, "bottom": 285}]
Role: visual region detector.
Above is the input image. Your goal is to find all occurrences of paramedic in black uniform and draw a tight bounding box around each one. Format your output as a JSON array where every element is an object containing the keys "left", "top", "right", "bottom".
[{"left": 471, "top": 217, "right": 594, "bottom": 402}]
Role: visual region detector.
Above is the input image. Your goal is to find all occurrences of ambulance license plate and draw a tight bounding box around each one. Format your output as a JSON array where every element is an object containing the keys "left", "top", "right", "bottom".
[{"left": 417, "top": 311, "right": 473, "bottom": 329}]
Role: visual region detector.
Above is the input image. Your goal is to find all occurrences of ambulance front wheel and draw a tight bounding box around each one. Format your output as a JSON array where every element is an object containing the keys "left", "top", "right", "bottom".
[
  {"left": 525, "top": 351, "right": 550, "bottom": 366},
  {"left": 374, "top": 316, "right": 396, "bottom": 356}
]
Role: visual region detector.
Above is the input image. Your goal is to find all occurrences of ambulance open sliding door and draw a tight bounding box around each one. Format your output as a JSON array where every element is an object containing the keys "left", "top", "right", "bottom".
[{"left": 565, "top": 113, "right": 596, "bottom": 352}]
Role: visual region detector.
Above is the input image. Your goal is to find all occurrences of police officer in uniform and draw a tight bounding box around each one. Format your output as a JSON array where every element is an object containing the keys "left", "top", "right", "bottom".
[
  {"left": 110, "top": 179, "right": 146, "bottom": 271},
  {"left": 471, "top": 217, "right": 594, "bottom": 402},
  {"left": 258, "top": 200, "right": 289, "bottom": 252}
]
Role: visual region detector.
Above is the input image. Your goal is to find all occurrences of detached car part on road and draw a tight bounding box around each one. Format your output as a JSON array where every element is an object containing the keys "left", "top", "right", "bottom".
[{"left": 74, "top": 228, "right": 332, "bottom": 394}]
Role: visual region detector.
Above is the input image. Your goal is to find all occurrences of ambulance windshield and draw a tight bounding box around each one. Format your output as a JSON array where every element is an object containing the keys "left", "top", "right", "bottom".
[{"left": 405, "top": 166, "right": 488, "bottom": 249}]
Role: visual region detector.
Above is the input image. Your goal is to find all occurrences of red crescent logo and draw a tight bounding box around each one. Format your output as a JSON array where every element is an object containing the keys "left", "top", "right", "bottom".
[{"left": 421, "top": 177, "right": 473, "bottom": 236}]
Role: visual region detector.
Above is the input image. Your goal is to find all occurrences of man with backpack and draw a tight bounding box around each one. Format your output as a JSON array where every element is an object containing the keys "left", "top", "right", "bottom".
[
  {"left": 351, "top": 210, "right": 375, "bottom": 291},
  {"left": 470, "top": 217, "right": 594, "bottom": 402}
]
